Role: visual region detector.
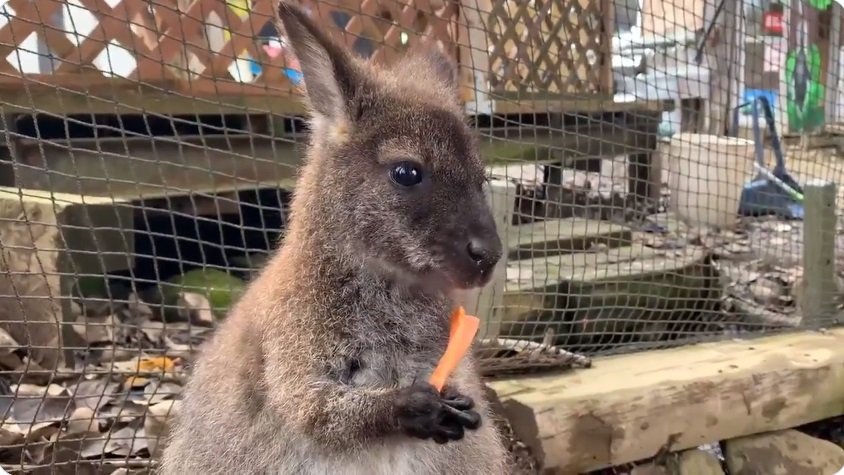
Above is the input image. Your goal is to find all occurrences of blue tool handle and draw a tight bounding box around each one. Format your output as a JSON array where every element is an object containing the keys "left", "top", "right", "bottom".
[{"left": 753, "top": 96, "right": 787, "bottom": 175}]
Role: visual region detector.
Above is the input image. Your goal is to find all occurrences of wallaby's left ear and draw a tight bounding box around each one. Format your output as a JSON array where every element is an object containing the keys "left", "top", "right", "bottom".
[{"left": 277, "top": 1, "right": 361, "bottom": 122}]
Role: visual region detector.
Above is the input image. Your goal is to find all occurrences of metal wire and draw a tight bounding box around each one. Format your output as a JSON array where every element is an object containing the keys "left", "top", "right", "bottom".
[{"left": 0, "top": 0, "right": 840, "bottom": 472}]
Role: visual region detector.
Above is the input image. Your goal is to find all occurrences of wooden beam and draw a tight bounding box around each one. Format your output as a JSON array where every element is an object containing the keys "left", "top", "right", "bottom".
[
  {"left": 0, "top": 85, "right": 305, "bottom": 116},
  {"left": 489, "top": 328, "right": 844, "bottom": 473},
  {"left": 490, "top": 96, "right": 668, "bottom": 115},
  {"left": 14, "top": 135, "right": 303, "bottom": 199}
]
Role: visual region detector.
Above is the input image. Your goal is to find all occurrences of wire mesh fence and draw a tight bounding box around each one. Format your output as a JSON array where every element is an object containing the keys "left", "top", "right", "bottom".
[{"left": 0, "top": 0, "right": 839, "bottom": 472}]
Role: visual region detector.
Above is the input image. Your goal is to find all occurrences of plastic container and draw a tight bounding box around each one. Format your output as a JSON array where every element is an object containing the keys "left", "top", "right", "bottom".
[{"left": 664, "top": 133, "right": 755, "bottom": 228}]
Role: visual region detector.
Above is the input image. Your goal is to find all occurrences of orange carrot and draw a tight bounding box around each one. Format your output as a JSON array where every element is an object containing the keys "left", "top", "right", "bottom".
[{"left": 429, "top": 306, "right": 480, "bottom": 392}]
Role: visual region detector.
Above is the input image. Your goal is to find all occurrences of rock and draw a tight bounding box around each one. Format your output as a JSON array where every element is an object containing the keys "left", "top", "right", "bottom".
[
  {"left": 71, "top": 315, "right": 115, "bottom": 344},
  {"left": 677, "top": 449, "right": 724, "bottom": 474},
  {"left": 631, "top": 463, "right": 668, "bottom": 475},
  {"left": 725, "top": 429, "right": 844, "bottom": 475},
  {"left": 177, "top": 292, "right": 215, "bottom": 326},
  {"left": 126, "top": 293, "right": 154, "bottom": 321},
  {"left": 77, "top": 296, "right": 114, "bottom": 318},
  {"left": 69, "top": 300, "right": 83, "bottom": 319}
]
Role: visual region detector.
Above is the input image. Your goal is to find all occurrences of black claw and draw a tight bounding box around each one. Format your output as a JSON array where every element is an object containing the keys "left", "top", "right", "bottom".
[
  {"left": 442, "top": 395, "right": 474, "bottom": 411},
  {"left": 442, "top": 404, "right": 482, "bottom": 430}
]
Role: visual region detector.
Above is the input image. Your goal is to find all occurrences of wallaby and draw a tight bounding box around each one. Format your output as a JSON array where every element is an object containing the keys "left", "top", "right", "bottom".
[{"left": 159, "top": 2, "right": 509, "bottom": 474}]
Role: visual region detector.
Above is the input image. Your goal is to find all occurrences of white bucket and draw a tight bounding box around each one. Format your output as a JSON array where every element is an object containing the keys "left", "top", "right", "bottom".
[{"left": 664, "top": 133, "right": 755, "bottom": 228}]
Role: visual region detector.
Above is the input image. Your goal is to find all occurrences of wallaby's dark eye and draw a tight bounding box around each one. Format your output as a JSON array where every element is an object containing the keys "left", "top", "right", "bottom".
[{"left": 389, "top": 161, "right": 423, "bottom": 187}]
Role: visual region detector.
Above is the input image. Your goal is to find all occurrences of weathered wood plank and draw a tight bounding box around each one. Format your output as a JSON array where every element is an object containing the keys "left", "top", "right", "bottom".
[
  {"left": 507, "top": 218, "right": 632, "bottom": 259},
  {"left": 0, "top": 86, "right": 305, "bottom": 115},
  {"left": 505, "top": 245, "right": 704, "bottom": 293},
  {"left": 15, "top": 135, "right": 302, "bottom": 200},
  {"left": 498, "top": 246, "right": 718, "bottom": 344},
  {"left": 0, "top": 187, "right": 134, "bottom": 371},
  {"left": 489, "top": 328, "right": 844, "bottom": 473}
]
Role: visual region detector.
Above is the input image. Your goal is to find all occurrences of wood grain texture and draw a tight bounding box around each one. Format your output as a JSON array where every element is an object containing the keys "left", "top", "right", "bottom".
[{"left": 490, "top": 328, "right": 844, "bottom": 473}]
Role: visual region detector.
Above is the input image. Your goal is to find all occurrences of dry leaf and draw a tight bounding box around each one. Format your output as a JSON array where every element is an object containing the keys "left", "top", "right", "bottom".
[
  {"left": 109, "top": 425, "right": 148, "bottom": 457},
  {"left": 65, "top": 406, "right": 99, "bottom": 435},
  {"left": 139, "top": 321, "right": 166, "bottom": 343},
  {"left": 97, "top": 400, "right": 147, "bottom": 424},
  {"left": 125, "top": 376, "right": 150, "bottom": 389},
  {"left": 69, "top": 379, "right": 120, "bottom": 413},
  {"left": 79, "top": 436, "right": 110, "bottom": 459},
  {"left": 6, "top": 391, "right": 75, "bottom": 437},
  {"left": 140, "top": 381, "right": 180, "bottom": 406},
  {"left": 0, "top": 327, "right": 20, "bottom": 354},
  {"left": 139, "top": 356, "right": 177, "bottom": 373},
  {"left": 112, "top": 355, "right": 178, "bottom": 375},
  {"left": 145, "top": 400, "right": 180, "bottom": 460},
  {"left": 12, "top": 384, "right": 68, "bottom": 397},
  {"left": 750, "top": 278, "right": 782, "bottom": 306}
]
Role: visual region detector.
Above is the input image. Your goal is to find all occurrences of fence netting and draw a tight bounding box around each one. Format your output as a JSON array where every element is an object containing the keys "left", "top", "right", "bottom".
[{"left": 0, "top": 0, "right": 840, "bottom": 472}]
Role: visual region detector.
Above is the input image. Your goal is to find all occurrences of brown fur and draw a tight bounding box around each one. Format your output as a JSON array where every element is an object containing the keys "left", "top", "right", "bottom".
[{"left": 159, "top": 3, "right": 508, "bottom": 474}]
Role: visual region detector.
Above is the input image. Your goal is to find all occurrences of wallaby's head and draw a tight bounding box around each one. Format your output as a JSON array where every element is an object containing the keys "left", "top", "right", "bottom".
[{"left": 277, "top": 2, "right": 502, "bottom": 291}]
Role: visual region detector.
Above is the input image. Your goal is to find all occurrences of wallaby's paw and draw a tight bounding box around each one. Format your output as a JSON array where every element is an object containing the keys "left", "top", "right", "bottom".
[{"left": 394, "top": 382, "right": 482, "bottom": 444}]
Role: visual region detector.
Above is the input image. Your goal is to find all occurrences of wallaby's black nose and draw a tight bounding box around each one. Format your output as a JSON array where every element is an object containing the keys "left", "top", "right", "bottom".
[{"left": 466, "top": 237, "right": 502, "bottom": 273}]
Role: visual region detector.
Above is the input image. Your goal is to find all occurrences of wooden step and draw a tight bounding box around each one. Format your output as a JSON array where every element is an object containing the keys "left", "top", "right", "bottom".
[
  {"left": 506, "top": 218, "right": 632, "bottom": 260},
  {"left": 497, "top": 244, "right": 718, "bottom": 344}
]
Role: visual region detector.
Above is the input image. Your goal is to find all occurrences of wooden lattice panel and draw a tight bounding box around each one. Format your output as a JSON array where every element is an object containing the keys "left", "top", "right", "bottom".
[
  {"left": 0, "top": 0, "right": 459, "bottom": 98},
  {"left": 297, "top": 0, "right": 460, "bottom": 66},
  {"left": 486, "top": 0, "right": 613, "bottom": 96}
]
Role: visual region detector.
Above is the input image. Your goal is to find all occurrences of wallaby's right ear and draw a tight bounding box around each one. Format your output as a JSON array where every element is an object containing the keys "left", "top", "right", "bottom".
[{"left": 277, "top": 2, "right": 359, "bottom": 122}]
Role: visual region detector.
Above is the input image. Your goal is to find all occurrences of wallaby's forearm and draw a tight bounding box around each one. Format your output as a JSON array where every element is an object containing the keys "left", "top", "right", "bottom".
[{"left": 274, "top": 382, "right": 400, "bottom": 451}]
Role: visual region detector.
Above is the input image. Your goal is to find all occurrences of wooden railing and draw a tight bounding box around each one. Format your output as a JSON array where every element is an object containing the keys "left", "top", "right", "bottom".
[{"left": 0, "top": 0, "right": 612, "bottom": 109}]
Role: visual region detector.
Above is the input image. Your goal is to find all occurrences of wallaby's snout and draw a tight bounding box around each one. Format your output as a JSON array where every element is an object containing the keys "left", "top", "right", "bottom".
[
  {"left": 460, "top": 209, "right": 502, "bottom": 288},
  {"left": 467, "top": 234, "right": 502, "bottom": 276}
]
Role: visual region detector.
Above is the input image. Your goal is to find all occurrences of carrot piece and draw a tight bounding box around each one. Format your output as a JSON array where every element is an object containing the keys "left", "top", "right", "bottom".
[{"left": 429, "top": 306, "right": 480, "bottom": 392}]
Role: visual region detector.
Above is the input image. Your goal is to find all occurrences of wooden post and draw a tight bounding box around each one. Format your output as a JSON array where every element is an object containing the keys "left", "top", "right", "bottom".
[
  {"left": 802, "top": 179, "right": 839, "bottom": 327},
  {"left": 463, "top": 177, "right": 516, "bottom": 340},
  {"left": 457, "top": 0, "right": 494, "bottom": 114},
  {"left": 706, "top": 0, "right": 744, "bottom": 135},
  {"left": 0, "top": 113, "right": 17, "bottom": 187},
  {"left": 626, "top": 112, "right": 662, "bottom": 205}
]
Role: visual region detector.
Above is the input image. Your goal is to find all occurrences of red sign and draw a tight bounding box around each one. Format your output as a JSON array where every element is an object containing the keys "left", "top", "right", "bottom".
[{"left": 763, "top": 11, "right": 784, "bottom": 35}]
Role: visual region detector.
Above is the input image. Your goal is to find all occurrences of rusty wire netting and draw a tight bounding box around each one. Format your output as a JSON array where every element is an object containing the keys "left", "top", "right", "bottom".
[{"left": 0, "top": 0, "right": 840, "bottom": 472}]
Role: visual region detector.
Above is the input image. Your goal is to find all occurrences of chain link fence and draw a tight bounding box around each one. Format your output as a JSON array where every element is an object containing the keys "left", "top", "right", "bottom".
[{"left": 0, "top": 0, "right": 840, "bottom": 472}]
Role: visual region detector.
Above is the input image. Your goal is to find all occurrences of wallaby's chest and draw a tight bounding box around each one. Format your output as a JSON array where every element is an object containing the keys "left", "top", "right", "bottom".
[
  {"left": 275, "top": 440, "right": 441, "bottom": 475},
  {"left": 347, "top": 347, "right": 441, "bottom": 388}
]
